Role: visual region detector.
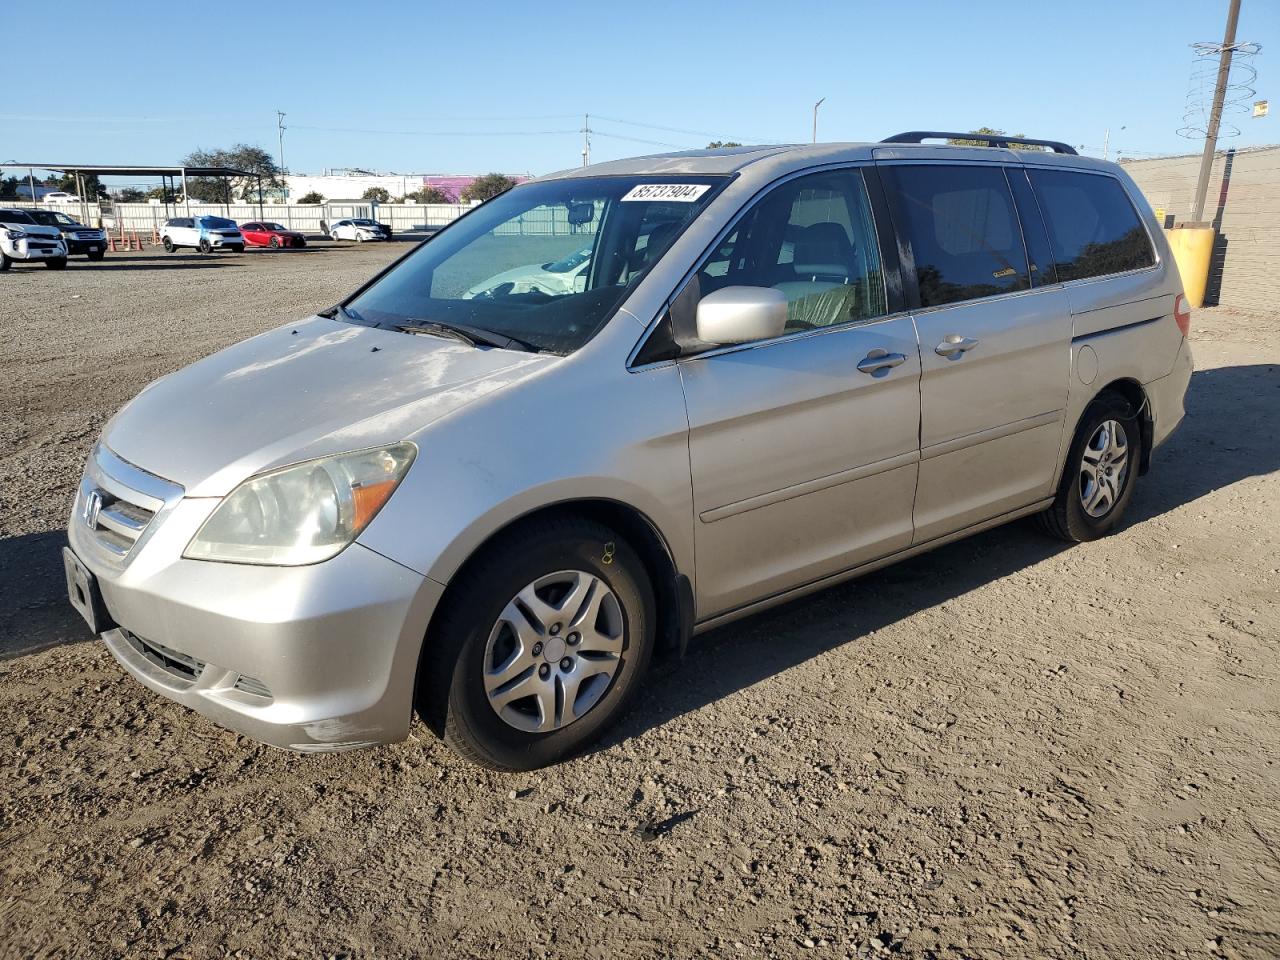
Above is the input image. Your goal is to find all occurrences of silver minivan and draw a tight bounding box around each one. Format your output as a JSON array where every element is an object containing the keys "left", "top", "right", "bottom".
[{"left": 65, "top": 134, "right": 1193, "bottom": 769}]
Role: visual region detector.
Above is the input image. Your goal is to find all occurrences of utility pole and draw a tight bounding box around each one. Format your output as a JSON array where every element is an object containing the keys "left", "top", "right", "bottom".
[
  {"left": 812, "top": 97, "right": 826, "bottom": 143},
  {"left": 1191, "top": 0, "right": 1241, "bottom": 223},
  {"left": 276, "top": 110, "right": 287, "bottom": 179},
  {"left": 1102, "top": 125, "right": 1126, "bottom": 161},
  {"left": 581, "top": 113, "right": 591, "bottom": 167}
]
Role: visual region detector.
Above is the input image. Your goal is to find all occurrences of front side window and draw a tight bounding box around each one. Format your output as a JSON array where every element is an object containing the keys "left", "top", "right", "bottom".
[
  {"left": 1028, "top": 170, "right": 1155, "bottom": 281},
  {"left": 347, "top": 176, "right": 724, "bottom": 355},
  {"left": 882, "top": 164, "right": 1030, "bottom": 308},
  {"left": 692, "top": 168, "right": 886, "bottom": 334}
]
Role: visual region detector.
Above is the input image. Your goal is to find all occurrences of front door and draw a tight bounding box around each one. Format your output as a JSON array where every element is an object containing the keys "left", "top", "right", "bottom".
[
  {"left": 879, "top": 162, "right": 1072, "bottom": 543},
  {"left": 677, "top": 168, "right": 922, "bottom": 618}
]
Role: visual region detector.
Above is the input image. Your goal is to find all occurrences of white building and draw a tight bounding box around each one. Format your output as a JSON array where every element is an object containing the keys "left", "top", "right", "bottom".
[{"left": 282, "top": 171, "right": 526, "bottom": 203}]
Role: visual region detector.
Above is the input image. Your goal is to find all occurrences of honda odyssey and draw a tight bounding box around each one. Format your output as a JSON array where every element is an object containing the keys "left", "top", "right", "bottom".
[{"left": 65, "top": 133, "right": 1193, "bottom": 769}]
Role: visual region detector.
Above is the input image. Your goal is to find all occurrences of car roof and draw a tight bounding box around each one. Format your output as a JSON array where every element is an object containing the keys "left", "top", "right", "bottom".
[{"left": 535, "top": 141, "right": 1121, "bottom": 186}]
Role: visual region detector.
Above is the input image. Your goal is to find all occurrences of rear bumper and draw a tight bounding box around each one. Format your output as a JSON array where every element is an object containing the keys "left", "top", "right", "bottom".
[
  {"left": 68, "top": 487, "right": 443, "bottom": 752},
  {"left": 1147, "top": 337, "right": 1193, "bottom": 449}
]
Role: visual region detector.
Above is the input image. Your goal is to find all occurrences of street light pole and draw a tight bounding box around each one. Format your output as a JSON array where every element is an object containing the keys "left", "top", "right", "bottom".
[
  {"left": 812, "top": 97, "right": 826, "bottom": 143},
  {"left": 1191, "top": 0, "right": 1241, "bottom": 223},
  {"left": 277, "top": 110, "right": 287, "bottom": 185}
]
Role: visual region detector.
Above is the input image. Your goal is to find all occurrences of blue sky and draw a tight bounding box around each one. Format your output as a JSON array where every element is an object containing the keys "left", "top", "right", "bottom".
[{"left": 3, "top": 0, "right": 1276, "bottom": 183}]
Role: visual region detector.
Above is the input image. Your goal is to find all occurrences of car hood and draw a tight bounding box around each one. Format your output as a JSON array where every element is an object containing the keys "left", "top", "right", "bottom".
[
  {"left": 103, "top": 315, "right": 555, "bottom": 497},
  {"left": 3, "top": 222, "right": 61, "bottom": 240}
]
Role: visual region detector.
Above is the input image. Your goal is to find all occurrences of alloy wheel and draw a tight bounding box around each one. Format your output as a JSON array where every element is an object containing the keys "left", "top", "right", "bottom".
[
  {"left": 481, "top": 570, "right": 625, "bottom": 733},
  {"left": 1079, "top": 419, "right": 1130, "bottom": 518}
]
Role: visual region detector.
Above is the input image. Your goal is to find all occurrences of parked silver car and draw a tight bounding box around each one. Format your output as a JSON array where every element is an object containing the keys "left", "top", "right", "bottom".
[{"left": 65, "top": 135, "right": 1193, "bottom": 769}]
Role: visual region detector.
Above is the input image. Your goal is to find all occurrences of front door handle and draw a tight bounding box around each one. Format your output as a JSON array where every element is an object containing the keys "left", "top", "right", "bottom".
[
  {"left": 856, "top": 348, "right": 908, "bottom": 375},
  {"left": 935, "top": 335, "right": 979, "bottom": 358}
]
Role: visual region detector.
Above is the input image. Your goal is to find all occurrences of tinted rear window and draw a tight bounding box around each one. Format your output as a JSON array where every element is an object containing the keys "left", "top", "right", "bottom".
[
  {"left": 1028, "top": 170, "right": 1154, "bottom": 281},
  {"left": 883, "top": 165, "right": 1030, "bottom": 308}
]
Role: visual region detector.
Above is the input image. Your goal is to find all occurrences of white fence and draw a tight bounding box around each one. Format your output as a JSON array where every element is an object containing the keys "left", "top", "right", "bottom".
[
  {"left": 5, "top": 199, "right": 600, "bottom": 239},
  {"left": 3, "top": 200, "right": 472, "bottom": 235}
]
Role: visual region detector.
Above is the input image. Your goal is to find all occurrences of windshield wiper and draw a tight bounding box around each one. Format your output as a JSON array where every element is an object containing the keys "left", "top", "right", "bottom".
[
  {"left": 319, "top": 303, "right": 366, "bottom": 324},
  {"left": 395, "top": 319, "right": 541, "bottom": 353}
]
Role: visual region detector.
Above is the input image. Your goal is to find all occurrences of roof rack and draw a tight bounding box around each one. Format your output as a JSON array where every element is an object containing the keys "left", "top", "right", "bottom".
[{"left": 881, "top": 131, "right": 1078, "bottom": 155}]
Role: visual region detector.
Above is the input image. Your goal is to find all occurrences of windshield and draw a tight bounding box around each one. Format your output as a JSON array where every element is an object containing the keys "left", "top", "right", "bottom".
[
  {"left": 352, "top": 219, "right": 378, "bottom": 226},
  {"left": 1, "top": 210, "right": 35, "bottom": 224},
  {"left": 345, "top": 176, "right": 724, "bottom": 354},
  {"left": 27, "top": 210, "right": 62, "bottom": 226},
  {"left": 263, "top": 222, "right": 286, "bottom": 231},
  {"left": 199, "top": 217, "right": 237, "bottom": 229}
]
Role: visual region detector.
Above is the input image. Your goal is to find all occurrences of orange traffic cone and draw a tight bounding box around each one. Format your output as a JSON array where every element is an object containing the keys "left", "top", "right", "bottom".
[
  {"left": 131, "top": 230, "right": 141, "bottom": 250},
  {"left": 108, "top": 234, "right": 118, "bottom": 252}
]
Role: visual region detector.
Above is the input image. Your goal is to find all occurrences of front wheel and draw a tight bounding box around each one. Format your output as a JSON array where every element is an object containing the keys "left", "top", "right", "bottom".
[
  {"left": 420, "top": 517, "right": 656, "bottom": 770},
  {"left": 269, "top": 236, "right": 280, "bottom": 249},
  {"left": 45, "top": 257, "right": 68, "bottom": 270},
  {"left": 0, "top": 252, "right": 11, "bottom": 272},
  {"left": 1036, "top": 391, "right": 1141, "bottom": 542},
  {"left": 198, "top": 238, "right": 212, "bottom": 254}
]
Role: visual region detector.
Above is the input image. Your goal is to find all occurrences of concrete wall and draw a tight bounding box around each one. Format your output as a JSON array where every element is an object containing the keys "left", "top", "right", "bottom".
[{"left": 1122, "top": 145, "right": 1280, "bottom": 310}]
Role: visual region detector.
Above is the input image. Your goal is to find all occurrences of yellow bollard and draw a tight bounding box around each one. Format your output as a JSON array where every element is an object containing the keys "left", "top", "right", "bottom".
[{"left": 1164, "top": 226, "right": 1215, "bottom": 309}]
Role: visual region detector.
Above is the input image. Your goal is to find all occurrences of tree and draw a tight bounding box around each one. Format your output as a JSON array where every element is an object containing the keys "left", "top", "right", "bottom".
[
  {"left": 116, "top": 188, "right": 146, "bottom": 202},
  {"left": 57, "top": 173, "right": 107, "bottom": 199},
  {"left": 296, "top": 190, "right": 325, "bottom": 204},
  {"left": 181, "top": 144, "right": 282, "bottom": 202},
  {"left": 705, "top": 141, "right": 742, "bottom": 149},
  {"left": 459, "top": 173, "right": 517, "bottom": 203},
  {"left": 946, "top": 127, "right": 1043, "bottom": 151},
  {"left": 406, "top": 185, "right": 453, "bottom": 204},
  {"left": 146, "top": 185, "right": 181, "bottom": 202},
  {"left": 0, "top": 176, "right": 22, "bottom": 199},
  {"left": 361, "top": 186, "right": 391, "bottom": 202}
]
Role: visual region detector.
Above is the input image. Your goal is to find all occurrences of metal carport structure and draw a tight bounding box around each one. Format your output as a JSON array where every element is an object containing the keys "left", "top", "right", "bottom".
[{"left": 0, "top": 163, "right": 267, "bottom": 226}]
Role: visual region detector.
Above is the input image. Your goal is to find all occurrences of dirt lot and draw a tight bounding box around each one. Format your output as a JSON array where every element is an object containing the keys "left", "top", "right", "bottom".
[{"left": 1, "top": 244, "right": 1277, "bottom": 959}]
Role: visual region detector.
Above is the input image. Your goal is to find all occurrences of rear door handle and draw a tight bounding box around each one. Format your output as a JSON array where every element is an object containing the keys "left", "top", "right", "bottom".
[
  {"left": 856, "top": 348, "right": 908, "bottom": 375},
  {"left": 935, "top": 335, "right": 979, "bottom": 358}
]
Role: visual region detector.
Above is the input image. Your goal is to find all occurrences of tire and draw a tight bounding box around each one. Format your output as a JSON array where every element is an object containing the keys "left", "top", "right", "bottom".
[
  {"left": 420, "top": 517, "right": 656, "bottom": 771},
  {"left": 0, "top": 252, "right": 10, "bottom": 272},
  {"left": 269, "top": 236, "right": 280, "bottom": 249},
  {"left": 87, "top": 250, "right": 105, "bottom": 261},
  {"left": 355, "top": 233, "right": 364, "bottom": 243},
  {"left": 163, "top": 237, "right": 175, "bottom": 253},
  {"left": 1036, "top": 391, "right": 1141, "bottom": 542},
  {"left": 45, "top": 257, "right": 68, "bottom": 270},
  {"left": 198, "top": 238, "right": 212, "bottom": 254}
]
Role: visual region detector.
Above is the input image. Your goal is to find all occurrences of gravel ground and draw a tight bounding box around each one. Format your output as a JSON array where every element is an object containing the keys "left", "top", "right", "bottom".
[{"left": 1, "top": 244, "right": 1278, "bottom": 959}]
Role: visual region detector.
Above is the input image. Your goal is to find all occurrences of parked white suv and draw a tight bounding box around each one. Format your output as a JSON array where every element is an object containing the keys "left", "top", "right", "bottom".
[
  {"left": 160, "top": 216, "right": 245, "bottom": 253},
  {"left": 66, "top": 134, "right": 1193, "bottom": 770},
  {"left": 0, "top": 207, "right": 68, "bottom": 270}
]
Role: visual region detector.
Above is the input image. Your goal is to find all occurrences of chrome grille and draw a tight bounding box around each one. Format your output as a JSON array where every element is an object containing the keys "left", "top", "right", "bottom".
[{"left": 77, "top": 445, "right": 182, "bottom": 562}]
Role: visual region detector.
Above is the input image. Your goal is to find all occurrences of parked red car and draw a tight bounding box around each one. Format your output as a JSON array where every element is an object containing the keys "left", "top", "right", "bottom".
[{"left": 239, "top": 221, "right": 307, "bottom": 248}]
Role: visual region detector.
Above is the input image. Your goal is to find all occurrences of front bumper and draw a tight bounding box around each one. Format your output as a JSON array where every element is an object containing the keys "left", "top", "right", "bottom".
[
  {"left": 2, "top": 235, "right": 66, "bottom": 260},
  {"left": 64, "top": 234, "right": 107, "bottom": 255},
  {"left": 208, "top": 234, "right": 243, "bottom": 248},
  {"left": 67, "top": 449, "right": 443, "bottom": 752}
]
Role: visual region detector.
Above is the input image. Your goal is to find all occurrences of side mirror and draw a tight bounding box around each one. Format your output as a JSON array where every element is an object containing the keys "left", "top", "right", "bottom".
[{"left": 696, "top": 286, "right": 788, "bottom": 345}]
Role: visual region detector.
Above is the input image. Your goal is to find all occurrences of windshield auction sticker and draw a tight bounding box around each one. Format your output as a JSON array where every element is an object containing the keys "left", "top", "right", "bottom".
[{"left": 621, "top": 184, "right": 711, "bottom": 202}]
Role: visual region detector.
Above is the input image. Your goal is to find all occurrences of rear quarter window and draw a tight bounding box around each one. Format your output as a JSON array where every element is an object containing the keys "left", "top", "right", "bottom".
[{"left": 1028, "top": 170, "right": 1155, "bottom": 282}]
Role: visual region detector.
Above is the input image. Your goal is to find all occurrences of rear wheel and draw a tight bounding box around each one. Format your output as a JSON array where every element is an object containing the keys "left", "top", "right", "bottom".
[
  {"left": 1036, "top": 391, "right": 1141, "bottom": 542},
  {"left": 45, "top": 257, "right": 67, "bottom": 270},
  {"left": 420, "top": 517, "right": 656, "bottom": 770},
  {"left": 163, "top": 237, "right": 175, "bottom": 253}
]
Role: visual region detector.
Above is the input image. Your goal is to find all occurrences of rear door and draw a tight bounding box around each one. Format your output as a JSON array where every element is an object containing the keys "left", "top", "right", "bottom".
[
  {"left": 878, "top": 161, "right": 1072, "bottom": 543},
  {"left": 674, "top": 167, "right": 922, "bottom": 617}
]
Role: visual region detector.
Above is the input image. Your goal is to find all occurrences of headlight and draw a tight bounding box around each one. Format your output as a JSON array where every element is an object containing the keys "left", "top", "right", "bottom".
[
  {"left": 184, "top": 443, "right": 416, "bottom": 565},
  {"left": 6, "top": 228, "right": 26, "bottom": 240}
]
